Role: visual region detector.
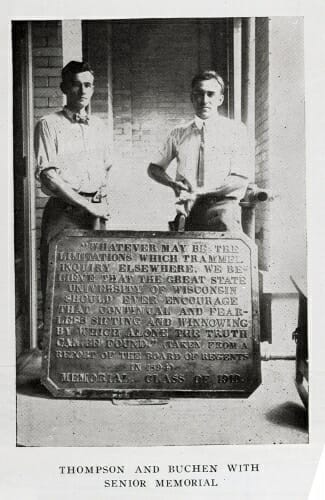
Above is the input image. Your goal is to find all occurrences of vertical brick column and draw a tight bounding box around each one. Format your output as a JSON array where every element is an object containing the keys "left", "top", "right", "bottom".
[
  {"left": 255, "top": 17, "right": 306, "bottom": 280},
  {"left": 255, "top": 17, "right": 305, "bottom": 349},
  {"left": 32, "top": 21, "right": 63, "bottom": 327},
  {"left": 255, "top": 18, "right": 271, "bottom": 271},
  {"left": 32, "top": 22, "right": 63, "bottom": 121}
]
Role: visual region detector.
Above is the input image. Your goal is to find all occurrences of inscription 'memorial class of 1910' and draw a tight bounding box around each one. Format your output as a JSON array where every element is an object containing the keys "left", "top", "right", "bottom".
[{"left": 42, "top": 231, "right": 261, "bottom": 398}]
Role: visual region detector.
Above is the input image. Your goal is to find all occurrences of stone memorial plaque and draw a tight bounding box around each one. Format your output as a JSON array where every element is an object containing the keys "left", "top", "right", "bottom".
[{"left": 42, "top": 231, "right": 261, "bottom": 398}]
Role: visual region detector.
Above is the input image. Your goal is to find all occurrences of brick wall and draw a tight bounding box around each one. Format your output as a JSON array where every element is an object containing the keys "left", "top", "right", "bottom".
[
  {"left": 30, "top": 19, "right": 244, "bottom": 323},
  {"left": 32, "top": 21, "right": 63, "bottom": 328},
  {"left": 108, "top": 19, "right": 229, "bottom": 230},
  {"left": 24, "top": 18, "right": 304, "bottom": 353},
  {"left": 255, "top": 18, "right": 271, "bottom": 271}
]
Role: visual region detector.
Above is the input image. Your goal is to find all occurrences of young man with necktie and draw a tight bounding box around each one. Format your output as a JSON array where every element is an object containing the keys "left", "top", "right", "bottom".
[
  {"left": 147, "top": 70, "right": 250, "bottom": 231},
  {"left": 34, "top": 60, "right": 111, "bottom": 307}
]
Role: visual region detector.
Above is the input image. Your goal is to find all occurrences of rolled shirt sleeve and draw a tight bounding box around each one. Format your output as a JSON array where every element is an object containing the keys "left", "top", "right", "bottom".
[
  {"left": 150, "top": 131, "right": 177, "bottom": 169},
  {"left": 150, "top": 118, "right": 251, "bottom": 199},
  {"left": 34, "top": 118, "right": 59, "bottom": 180}
]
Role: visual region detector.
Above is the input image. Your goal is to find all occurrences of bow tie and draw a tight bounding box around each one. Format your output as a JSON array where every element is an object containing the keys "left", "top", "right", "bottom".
[{"left": 73, "top": 113, "right": 89, "bottom": 124}]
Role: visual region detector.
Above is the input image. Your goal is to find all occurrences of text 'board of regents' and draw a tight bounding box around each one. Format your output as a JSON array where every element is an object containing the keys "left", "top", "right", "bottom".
[{"left": 42, "top": 231, "right": 261, "bottom": 398}]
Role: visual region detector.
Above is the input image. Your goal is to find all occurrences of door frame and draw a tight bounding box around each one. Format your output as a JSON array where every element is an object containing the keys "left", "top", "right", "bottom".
[{"left": 13, "top": 21, "right": 37, "bottom": 350}]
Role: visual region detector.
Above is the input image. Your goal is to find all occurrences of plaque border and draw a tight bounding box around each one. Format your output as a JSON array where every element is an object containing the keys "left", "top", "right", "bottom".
[{"left": 42, "top": 230, "right": 261, "bottom": 399}]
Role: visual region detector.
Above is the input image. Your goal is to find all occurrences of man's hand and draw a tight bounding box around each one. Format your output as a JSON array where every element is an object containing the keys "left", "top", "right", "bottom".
[
  {"left": 175, "top": 190, "right": 196, "bottom": 216},
  {"left": 172, "top": 179, "right": 192, "bottom": 197},
  {"left": 148, "top": 163, "right": 192, "bottom": 197},
  {"left": 40, "top": 168, "right": 111, "bottom": 219}
]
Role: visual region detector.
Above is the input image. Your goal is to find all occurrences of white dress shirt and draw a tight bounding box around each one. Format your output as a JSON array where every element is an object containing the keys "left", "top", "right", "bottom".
[
  {"left": 35, "top": 107, "right": 111, "bottom": 194},
  {"left": 151, "top": 114, "right": 250, "bottom": 200}
]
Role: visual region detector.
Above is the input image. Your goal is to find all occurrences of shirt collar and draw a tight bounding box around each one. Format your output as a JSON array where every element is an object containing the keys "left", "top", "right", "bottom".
[
  {"left": 194, "top": 115, "right": 205, "bottom": 130},
  {"left": 193, "top": 113, "right": 221, "bottom": 130},
  {"left": 63, "top": 106, "right": 90, "bottom": 124}
]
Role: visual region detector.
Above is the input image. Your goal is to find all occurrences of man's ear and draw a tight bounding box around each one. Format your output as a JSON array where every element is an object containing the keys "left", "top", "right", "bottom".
[{"left": 218, "top": 94, "right": 224, "bottom": 106}]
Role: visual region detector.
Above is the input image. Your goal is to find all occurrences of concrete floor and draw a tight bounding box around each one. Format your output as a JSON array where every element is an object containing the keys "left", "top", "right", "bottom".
[{"left": 16, "top": 360, "right": 308, "bottom": 447}]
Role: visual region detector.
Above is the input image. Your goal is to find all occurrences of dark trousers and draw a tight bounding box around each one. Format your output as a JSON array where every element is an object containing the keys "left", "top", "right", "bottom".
[
  {"left": 40, "top": 197, "right": 96, "bottom": 316},
  {"left": 185, "top": 197, "right": 242, "bottom": 232}
]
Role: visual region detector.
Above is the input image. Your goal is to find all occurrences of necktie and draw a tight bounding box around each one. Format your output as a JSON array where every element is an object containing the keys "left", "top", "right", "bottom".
[
  {"left": 197, "top": 122, "right": 205, "bottom": 188},
  {"left": 73, "top": 113, "right": 89, "bottom": 124}
]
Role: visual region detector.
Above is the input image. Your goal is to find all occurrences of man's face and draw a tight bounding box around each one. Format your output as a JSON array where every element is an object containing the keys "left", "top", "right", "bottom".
[
  {"left": 191, "top": 79, "right": 224, "bottom": 120},
  {"left": 61, "top": 71, "right": 94, "bottom": 112}
]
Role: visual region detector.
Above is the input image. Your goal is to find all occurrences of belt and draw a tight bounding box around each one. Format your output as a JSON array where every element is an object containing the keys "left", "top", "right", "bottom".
[
  {"left": 79, "top": 191, "right": 102, "bottom": 203},
  {"left": 196, "top": 195, "right": 237, "bottom": 207},
  {"left": 79, "top": 191, "right": 97, "bottom": 196}
]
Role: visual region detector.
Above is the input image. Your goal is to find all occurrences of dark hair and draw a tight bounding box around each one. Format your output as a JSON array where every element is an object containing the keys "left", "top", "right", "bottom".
[
  {"left": 191, "top": 70, "right": 225, "bottom": 94},
  {"left": 61, "top": 60, "right": 94, "bottom": 83}
]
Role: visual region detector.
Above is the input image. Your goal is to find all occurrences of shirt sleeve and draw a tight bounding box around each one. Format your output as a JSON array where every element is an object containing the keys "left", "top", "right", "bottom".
[
  {"left": 150, "top": 130, "right": 177, "bottom": 169},
  {"left": 229, "top": 122, "right": 250, "bottom": 180},
  {"left": 34, "top": 118, "right": 59, "bottom": 180}
]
